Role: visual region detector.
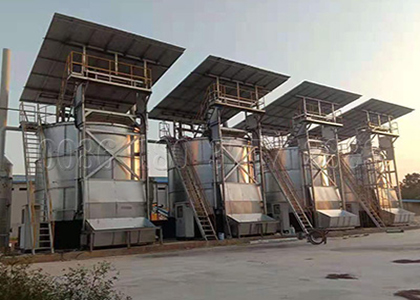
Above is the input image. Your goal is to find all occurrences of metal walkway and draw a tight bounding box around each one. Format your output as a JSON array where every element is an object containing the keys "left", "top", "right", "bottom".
[
  {"left": 164, "top": 138, "right": 218, "bottom": 241},
  {"left": 340, "top": 157, "right": 385, "bottom": 228},
  {"left": 262, "top": 149, "right": 313, "bottom": 234}
]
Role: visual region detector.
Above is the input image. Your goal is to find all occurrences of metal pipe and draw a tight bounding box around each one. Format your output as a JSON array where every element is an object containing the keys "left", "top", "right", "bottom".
[{"left": 0, "top": 49, "right": 10, "bottom": 168}]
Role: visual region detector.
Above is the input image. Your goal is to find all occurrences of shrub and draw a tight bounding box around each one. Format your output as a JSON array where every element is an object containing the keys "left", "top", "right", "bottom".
[{"left": 0, "top": 257, "right": 131, "bottom": 300}]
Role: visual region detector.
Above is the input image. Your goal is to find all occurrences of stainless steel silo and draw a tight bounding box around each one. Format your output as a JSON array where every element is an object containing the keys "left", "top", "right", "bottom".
[
  {"left": 263, "top": 147, "right": 303, "bottom": 207},
  {"left": 35, "top": 122, "right": 145, "bottom": 221},
  {"left": 35, "top": 122, "right": 78, "bottom": 221},
  {"left": 168, "top": 138, "right": 215, "bottom": 214},
  {"left": 168, "top": 136, "right": 277, "bottom": 237}
]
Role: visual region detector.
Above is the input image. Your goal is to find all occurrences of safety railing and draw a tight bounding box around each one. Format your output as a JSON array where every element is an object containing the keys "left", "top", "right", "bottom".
[
  {"left": 159, "top": 122, "right": 172, "bottom": 139},
  {"left": 367, "top": 120, "right": 399, "bottom": 136},
  {"left": 262, "top": 136, "right": 286, "bottom": 150},
  {"left": 19, "top": 103, "right": 37, "bottom": 124},
  {"left": 205, "top": 83, "right": 266, "bottom": 111},
  {"left": 66, "top": 51, "right": 152, "bottom": 90},
  {"left": 19, "top": 103, "right": 58, "bottom": 125},
  {"left": 294, "top": 96, "right": 343, "bottom": 125}
]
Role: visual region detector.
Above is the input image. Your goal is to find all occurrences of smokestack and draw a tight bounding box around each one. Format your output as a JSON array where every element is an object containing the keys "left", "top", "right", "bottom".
[
  {"left": 0, "top": 49, "right": 11, "bottom": 250},
  {"left": 0, "top": 49, "right": 10, "bottom": 167}
]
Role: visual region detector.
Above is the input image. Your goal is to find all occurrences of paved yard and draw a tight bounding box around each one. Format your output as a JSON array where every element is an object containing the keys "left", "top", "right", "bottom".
[{"left": 37, "top": 229, "right": 420, "bottom": 300}]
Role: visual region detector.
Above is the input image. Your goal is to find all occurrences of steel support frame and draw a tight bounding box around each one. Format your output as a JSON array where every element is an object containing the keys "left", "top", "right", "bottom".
[
  {"left": 73, "top": 81, "right": 149, "bottom": 230},
  {"left": 209, "top": 107, "right": 267, "bottom": 237},
  {"left": 294, "top": 97, "right": 345, "bottom": 226},
  {"left": 356, "top": 128, "right": 401, "bottom": 211}
]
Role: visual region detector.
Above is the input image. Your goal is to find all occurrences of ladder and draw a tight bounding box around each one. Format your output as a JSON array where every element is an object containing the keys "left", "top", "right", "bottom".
[
  {"left": 20, "top": 105, "right": 55, "bottom": 253},
  {"left": 340, "top": 157, "right": 386, "bottom": 228},
  {"left": 165, "top": 138, "right": 218, "bottom": 241},
  {"left": 262, "top": 149, "right": 313, "bottom": 234},
  {"left": 38, "top": 125, "right": 55, "bottom": 252}
]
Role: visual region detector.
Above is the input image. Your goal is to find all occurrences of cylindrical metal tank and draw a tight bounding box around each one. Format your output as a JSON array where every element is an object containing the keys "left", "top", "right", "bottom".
[
  {"left": 263, "top": 146, "right": 341, "bottom": 205},
  {"left": 168, "top": 138, "right": 213, "bottom": 213},
  {"left": 341, "top": 153, "right": 363, "bottom": 205},
  {"left": 306, "top": 147, "right": 330, "bottom": 187},
  {"left": 35, "top": 122, "right": 141, "bottom": 221},
  {"left": 222, "top": 137, "right": 254, "bottom": 183},
  {"left": 84, "top": 123, "right": 140, "bottom": 180},
  {"left": 35, "top": 122, "right": 78, "bottom": 221},
  {"left": 168, "top": 137, "right": 253, "bottom": 213},
  {"left": 263, "top": 147, "right": 302, "bottom": 206}
]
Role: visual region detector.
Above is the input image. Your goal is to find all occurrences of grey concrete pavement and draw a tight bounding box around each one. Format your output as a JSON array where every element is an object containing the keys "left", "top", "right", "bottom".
[{"left": 37, "top": 229, "right": 420, "bottom": 300}]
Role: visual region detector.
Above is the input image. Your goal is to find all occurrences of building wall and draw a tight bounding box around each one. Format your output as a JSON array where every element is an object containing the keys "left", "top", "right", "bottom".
[{"left": 10, "top": 182, "right": 27, "bottom": 239}]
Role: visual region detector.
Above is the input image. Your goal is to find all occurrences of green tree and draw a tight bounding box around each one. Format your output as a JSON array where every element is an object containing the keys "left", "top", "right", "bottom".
[{"left": 401, "top": 173, "right": 420, "bottom": 199}]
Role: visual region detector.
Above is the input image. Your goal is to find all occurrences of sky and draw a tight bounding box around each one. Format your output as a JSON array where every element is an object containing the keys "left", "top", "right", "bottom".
[{"left": 1, "top": 0, "right": 420, "bottom": 177}]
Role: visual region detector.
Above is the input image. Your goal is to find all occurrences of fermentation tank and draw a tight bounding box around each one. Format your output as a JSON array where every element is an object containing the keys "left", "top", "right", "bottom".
[
  {"left": 35, "top": 123, "right": 78, "bottom": 221},
  {"left": 263, "top": 146, "right": 358, "bottom": 229},
  {"left": 342, "top": 153, "right": 414, "bottom": 225},
  {"left": 34, "top": 121, "right": 151, "bottom": 248},
  {"left": 168, "top": 136, "right": 277, "bottom": 237},
  {"left": 35, "top": 122, "right": 143, "bottom": 221},
  {"left": 168, "top": 137, "right": 254, "bottom": 212},
  {"left": 264, "top": 147, "right": 303, "bottom": 206},
  {"left": 168, "top": 138, "right": 213, "bottom": 212}
]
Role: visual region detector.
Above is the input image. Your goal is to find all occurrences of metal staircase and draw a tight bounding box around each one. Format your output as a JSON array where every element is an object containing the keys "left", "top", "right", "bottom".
[
  {"left": 262, "top": 148, "right": 314, "bottom": 234},
  {"left": 20, "top": 104, "right": 55, "bottom": 253},
  {"left": 164, "top": 138, "right": 218, "bottom": 241},
  {"left": 340, "top": 157, "right": 385, "bottom": 228}
]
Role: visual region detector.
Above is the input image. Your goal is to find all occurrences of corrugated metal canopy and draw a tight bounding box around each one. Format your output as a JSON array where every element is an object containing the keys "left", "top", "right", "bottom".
[
  {"left": 20, "top": 13, "right": 185, "bottom": 112},
  {"left": 149, "top": 55, "right": 290, "bottom": 124},
  {"left": 235, "top": 81, "right": 361, "bottom": 134},
  {"left": 326, "top": 98, "right": 414, "bottom": 140}
]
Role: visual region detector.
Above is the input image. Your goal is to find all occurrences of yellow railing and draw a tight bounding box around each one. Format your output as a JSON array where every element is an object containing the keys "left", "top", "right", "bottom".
[{"left": 66, "top": 51, "right": 152, "bottom": 89}]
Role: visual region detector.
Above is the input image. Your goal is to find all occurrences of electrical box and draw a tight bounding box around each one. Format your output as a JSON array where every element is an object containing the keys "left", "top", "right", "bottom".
[{"left": 175, "top": 202, "right": 195, "bottom": 238}]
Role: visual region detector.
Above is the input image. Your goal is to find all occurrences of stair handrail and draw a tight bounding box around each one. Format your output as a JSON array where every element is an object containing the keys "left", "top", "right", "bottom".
[
  {"left": 164, "top": 138, "right": 217, "bottom": 239},
  {"left": 262, "top": 148, "right": 313, "bottom": 232},
  {"left": 340, "top": 158, "right": 379, "bottom": 211},
  {"left": 175, "top": 139, "right": 214, "bottom": 217},
  {"left": 264, "top": 150, "right": 307, "bottom": 214},
  {"left": 38, "top": 124, "right": 55, "bottom": 253},
  {"left": 339, "top": 156, "right": 385, "bottom": 227}
]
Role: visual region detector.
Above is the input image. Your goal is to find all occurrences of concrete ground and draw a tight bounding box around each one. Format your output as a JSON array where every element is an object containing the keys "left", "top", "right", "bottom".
[{"left": 37, "top": 229, "right": 420, "bottom": 300}]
